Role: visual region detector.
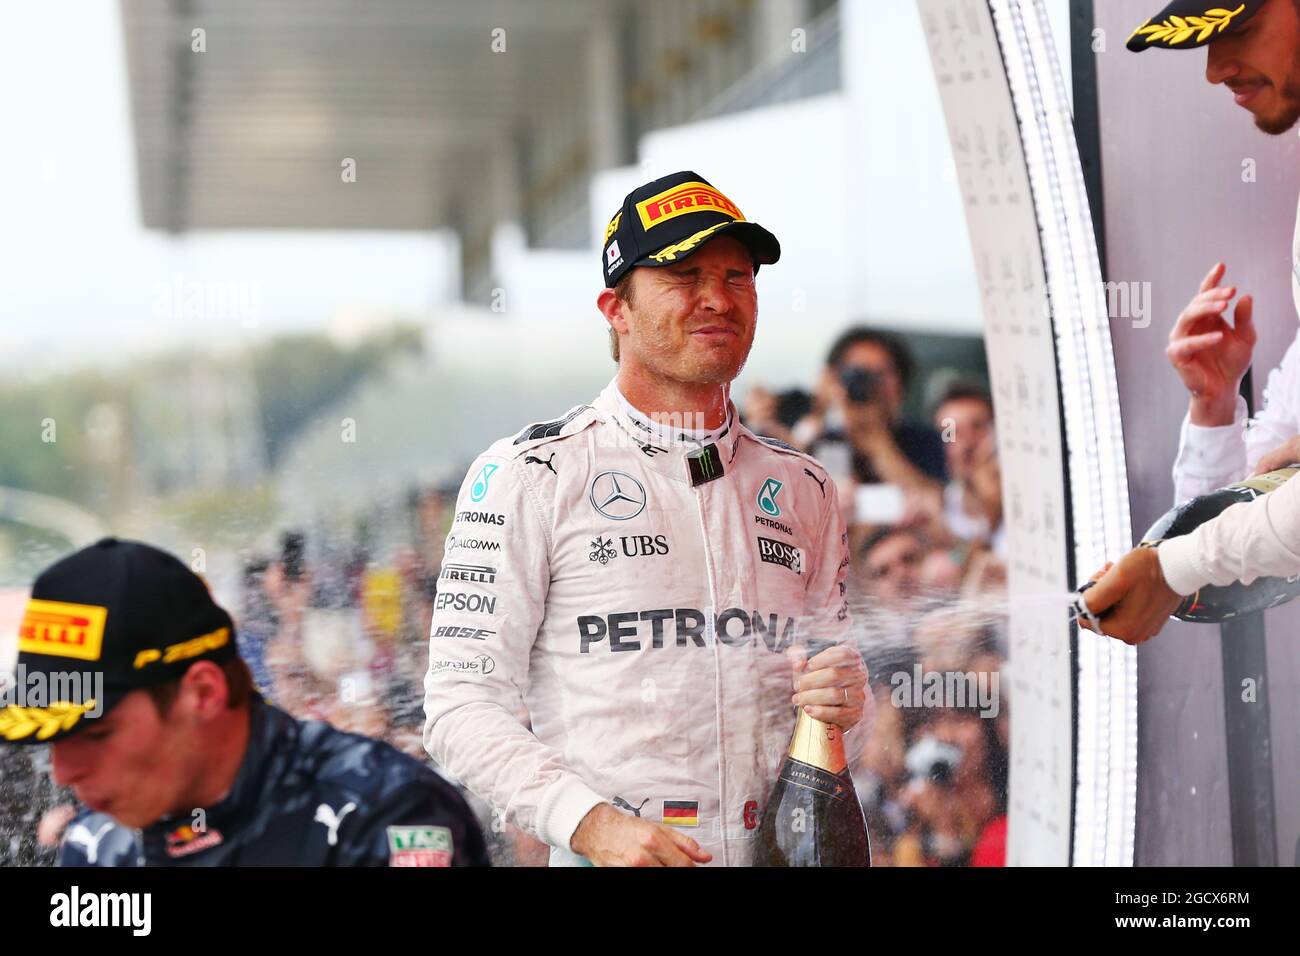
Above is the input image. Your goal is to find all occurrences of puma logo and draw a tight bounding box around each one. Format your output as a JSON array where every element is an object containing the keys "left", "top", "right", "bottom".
[
  {"left": 314, "top": 801, "right": 356, "bottom": 846},
  {"left": 612, "top": 796, "right": 650, "bottom": 817},
  {"left": 804, "top": 467, "right": 828, "bottom": 497},
  {"left": 66, "top": 820, "right": 115, "bottom": 864},
  {"left": 524, "top": 453, "right": 558, "bottom": 476}
]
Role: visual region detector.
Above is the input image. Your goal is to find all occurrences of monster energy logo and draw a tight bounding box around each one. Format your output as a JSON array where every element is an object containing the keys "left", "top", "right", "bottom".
[
  {"left": 757, "top": 477, "right": 783, "bottom": 517},
  {"left": 686, "top": 443, "right": 723, "bottom": 486},
  {"left": 696, "top": 447, "right": 716, "bottom": 478}
]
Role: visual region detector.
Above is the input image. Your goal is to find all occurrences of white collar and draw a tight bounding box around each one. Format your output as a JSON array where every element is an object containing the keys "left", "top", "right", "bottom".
[{"left": 613, "top": 382, "right": 731, "bottom": 447}]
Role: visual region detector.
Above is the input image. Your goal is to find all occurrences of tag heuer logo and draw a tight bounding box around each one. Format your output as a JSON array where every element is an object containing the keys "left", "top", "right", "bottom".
[
  {"left": 757, "top": 536, "right": 803, "bottom": 574},
  {"left": 387, "top": 825, "right": 453, "bottom": 867}
]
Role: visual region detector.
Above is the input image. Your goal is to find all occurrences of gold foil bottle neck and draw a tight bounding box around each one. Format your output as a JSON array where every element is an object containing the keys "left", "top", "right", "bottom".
[
  {"left": 1232, "top": 466, "right": 1299, "bottom": 495},
  {"left": 786, "top": 707, "right": 847, "bottom": 774}
]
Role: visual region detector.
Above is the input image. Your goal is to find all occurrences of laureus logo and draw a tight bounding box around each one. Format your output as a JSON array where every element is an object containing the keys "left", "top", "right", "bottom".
[
  {"left": 757, "top": 477, "right": 783, "bottom": 517},
  {"left": 470, "top": 463, "right": 498, "bottom": 502}
]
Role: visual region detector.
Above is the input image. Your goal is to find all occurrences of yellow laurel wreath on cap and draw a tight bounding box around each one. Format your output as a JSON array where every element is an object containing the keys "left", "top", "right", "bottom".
[
  {"left": 648, "top": 221, "right": 732, "bottom": 264},
  {"left": 1130, "top": 4, "right": 1246, "bottom": 46},
  {"left": 0, "top": 700, "right": 96, "bottom": 741}
]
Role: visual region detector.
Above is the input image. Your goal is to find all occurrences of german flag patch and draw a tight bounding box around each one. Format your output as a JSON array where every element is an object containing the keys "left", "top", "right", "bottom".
[{"left": 662, "top": 800, "right": 699, "bottom": 828}]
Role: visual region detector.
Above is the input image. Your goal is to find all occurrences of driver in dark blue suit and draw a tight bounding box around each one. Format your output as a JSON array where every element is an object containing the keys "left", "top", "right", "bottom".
[{"left": 0, "top": 537, "right": 487, "bottom": 867}]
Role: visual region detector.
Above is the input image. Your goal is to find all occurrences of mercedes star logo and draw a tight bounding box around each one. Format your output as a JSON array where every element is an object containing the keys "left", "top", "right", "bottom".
[{"left": 589, "top": 470, "right": 647, "bottom": 520}]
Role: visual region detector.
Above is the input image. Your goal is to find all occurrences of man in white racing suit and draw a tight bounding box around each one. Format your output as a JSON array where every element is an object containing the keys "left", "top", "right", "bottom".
[
  {"left": 423, "top": 171, "right": 871, "bottom": 866},
  {"left": 1082, "top": 0, "right": 1300, "bottom": 641}
]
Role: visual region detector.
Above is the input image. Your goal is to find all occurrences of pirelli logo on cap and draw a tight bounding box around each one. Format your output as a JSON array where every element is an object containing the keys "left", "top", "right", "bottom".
[
  {"left": 636, "top": 181, "right": 744, "bottom": 231},
  {"left": 18, "top": 599, "right": 108, "bottom": 662}
]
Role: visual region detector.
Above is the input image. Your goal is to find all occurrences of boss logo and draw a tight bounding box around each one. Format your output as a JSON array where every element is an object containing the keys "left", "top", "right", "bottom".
[{"left": 757, "top": 536, "right": 803, "bottom": 575}]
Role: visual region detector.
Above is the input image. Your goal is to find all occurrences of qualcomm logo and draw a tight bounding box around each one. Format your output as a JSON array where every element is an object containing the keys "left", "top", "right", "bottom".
[
  {"left": 589, "top": 470, "right": 647, "bottom": 521},
  {"left": 757, "top": 477, "right": 783, "bottom": 517}
]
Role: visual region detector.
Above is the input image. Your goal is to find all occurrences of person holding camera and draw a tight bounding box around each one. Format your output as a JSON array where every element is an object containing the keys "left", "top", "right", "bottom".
[{"left": 795, "top": 328, "right": 947, "bottom": 494}]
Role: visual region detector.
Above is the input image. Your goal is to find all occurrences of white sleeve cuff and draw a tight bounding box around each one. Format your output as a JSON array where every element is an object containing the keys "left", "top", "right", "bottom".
[
  {"left": 1182, "top": 395, "right": 1249, "bottom": 442},
  {"left": 1156, "top": 535, "right": 1208, "bottom": 597},
  {"left": 1173, "top": 397, "right": 1249, "bottom": 501},
  {"left": 535, "top": 776, "right": 607, "bottom": 852}
]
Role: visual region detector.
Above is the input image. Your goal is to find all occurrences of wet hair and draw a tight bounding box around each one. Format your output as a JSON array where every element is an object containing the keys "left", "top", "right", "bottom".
[{"left": 145, "top": 656, "right": 255, "bottom": 717}]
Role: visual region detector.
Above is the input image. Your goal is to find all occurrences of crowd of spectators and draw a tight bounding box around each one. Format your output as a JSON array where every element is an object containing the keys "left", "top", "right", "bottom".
[{"left": 744, "top": 326, "right": 1008, "bottom": 866}]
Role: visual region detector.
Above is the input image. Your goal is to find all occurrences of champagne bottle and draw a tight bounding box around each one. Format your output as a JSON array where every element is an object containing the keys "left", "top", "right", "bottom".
[
  {"left": 753, "top": 708, "right": 871, "bottom": 867},
  {"left": 1143, "top": 466, "right": 1300, "bottom": 622}
]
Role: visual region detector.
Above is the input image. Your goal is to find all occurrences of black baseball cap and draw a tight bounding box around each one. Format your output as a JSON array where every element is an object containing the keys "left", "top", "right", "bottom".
[
  {"left": 600, "top": 170, "right": 780, "bottom": 288},
  {"left": 1127, "top": 1, "right": 1262, "bottom": 52},
  {"left": 0, "top": 538, "right": 238, "bottom": 745}
]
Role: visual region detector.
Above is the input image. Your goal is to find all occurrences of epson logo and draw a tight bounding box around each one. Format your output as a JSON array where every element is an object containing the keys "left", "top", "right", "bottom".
[
  {"left": 454, "top": 510, "right": 505, "bottom": 526},
  {"left": 757, "top": 537, "right": 803, "bottom": 575},
  {"left": 440, "top": 564, "right": 496, "bottom": 584},
  {"left": 435, "top": 591, "right": 497, "bottom": 615},
  {"left": 432, "top": 626, "right": 495, "bottom": 641}
]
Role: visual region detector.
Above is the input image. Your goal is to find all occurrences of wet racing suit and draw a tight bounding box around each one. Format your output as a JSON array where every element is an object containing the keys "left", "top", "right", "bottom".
[
  {"left": 423, "top": 376, "right": 860, "bottom": 866},
  {"left": 59, "top": 695, "right": 489, "bottom": 866}
]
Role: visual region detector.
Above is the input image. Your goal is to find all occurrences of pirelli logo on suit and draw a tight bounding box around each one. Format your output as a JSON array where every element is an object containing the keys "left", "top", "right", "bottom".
[{"left": 440, "top": 564, "right": 496, "bottom": 585}]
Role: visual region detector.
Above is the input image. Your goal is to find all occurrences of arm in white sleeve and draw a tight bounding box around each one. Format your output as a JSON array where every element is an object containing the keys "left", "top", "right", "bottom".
[
  {"left": 423, "top": 448, "right": 605, "bottom": 851},
  {"left": 1157, "top": 472, "right": 1300, "bottom": 595},
  {"left": 1171, "top": 399, "right": 1248, "bottom": 504},
  {"left": 1172, "top": 334, "right": 1300, "bottom": 503},
  {"left": 1242, "top": 335, "right": 1300, "bottom": 472}
]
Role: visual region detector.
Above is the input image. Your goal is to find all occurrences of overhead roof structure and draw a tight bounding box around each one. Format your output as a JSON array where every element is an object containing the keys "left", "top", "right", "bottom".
[
  {"left": 119, "top": 0, "right": 835, "bottom": 295},
  {"left": 121, "top": 0, "right": 601, "bottom": 232}
]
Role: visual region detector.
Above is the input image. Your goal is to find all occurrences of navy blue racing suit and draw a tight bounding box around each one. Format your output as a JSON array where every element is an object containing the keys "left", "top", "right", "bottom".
[{"left": 58, "top": 696, "right": 489, "bottom": 866}]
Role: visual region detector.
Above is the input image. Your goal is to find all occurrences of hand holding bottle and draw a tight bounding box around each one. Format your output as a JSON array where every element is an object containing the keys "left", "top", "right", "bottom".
[
  {"left": 788, "top": 642, "right": 871, "bottom": 732},
  {"left": 1077, "top": 547, "right": 1183, "bottom": 645}
]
